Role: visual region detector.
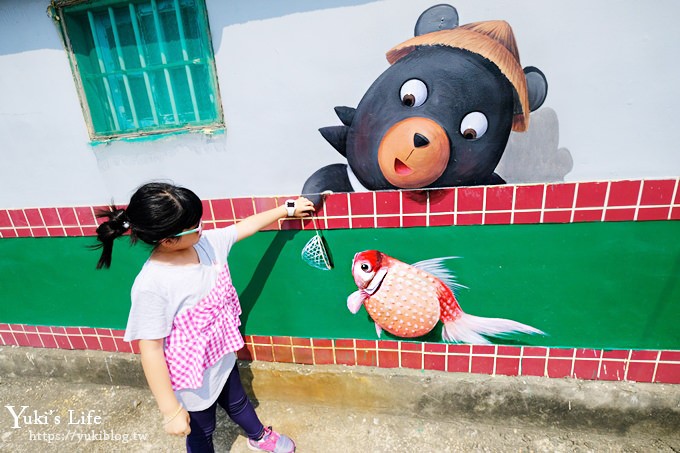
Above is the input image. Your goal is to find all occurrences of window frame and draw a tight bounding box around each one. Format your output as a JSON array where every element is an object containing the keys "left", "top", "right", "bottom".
[{"left": 51, "top": 0, "right": 225, "bottom": 142}]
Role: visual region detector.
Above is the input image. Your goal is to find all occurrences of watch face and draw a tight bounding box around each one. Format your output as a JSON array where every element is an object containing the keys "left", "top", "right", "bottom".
[{"left": 287, "top": 201, "right": 295, "bottom": 208}]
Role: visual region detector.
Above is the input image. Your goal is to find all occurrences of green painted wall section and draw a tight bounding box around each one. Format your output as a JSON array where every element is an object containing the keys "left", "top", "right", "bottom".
[{"left": 1, "top": 221, "right": 679, "bottom": 350}]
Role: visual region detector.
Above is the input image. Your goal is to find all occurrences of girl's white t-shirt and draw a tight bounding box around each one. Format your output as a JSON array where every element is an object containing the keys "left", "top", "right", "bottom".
[{"left": 124, "top": 226, "right": 239, "bottom": 411}]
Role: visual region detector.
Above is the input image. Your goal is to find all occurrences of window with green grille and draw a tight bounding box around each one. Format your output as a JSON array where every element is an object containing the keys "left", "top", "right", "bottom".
[{"left": 54, "top": 0, "right": 223, "bottom": 140}]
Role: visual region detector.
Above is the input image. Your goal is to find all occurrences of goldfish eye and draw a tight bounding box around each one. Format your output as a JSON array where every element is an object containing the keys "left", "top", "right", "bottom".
[
  {"left": 460, "top": 111, "right": 488, "bottom": 140},
  {"left": 400, "top": 79, "right": 427, "bottom": 108},
  {"left": 360, "top": 263, "right": 372, "bottom": 272}
]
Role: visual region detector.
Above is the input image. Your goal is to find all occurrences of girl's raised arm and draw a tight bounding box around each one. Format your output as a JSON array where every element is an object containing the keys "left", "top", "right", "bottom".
[{"left": 235, "top": 197, "right": 314, "bottom": 242}]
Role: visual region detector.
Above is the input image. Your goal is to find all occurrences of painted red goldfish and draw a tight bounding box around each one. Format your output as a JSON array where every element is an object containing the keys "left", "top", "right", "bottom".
[{"left": 348, "top": 250, "right": 544, "bottom": 344}]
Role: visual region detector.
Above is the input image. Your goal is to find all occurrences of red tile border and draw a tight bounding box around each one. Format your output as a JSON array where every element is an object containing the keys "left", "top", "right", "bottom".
[
  {"left": 0, "top": 178, "right": 677, "bottom": 238},
  {"left": 0, "top": 323, "right": 678, "bottom": 384}
]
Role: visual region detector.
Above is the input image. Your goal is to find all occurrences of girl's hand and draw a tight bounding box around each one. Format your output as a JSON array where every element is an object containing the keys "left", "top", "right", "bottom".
[
  {"left": 163, "top": 406, "right": 191, "bottom": 437},
  {"left": 293, "top": 197, "right": 315, "bottom": 217}
]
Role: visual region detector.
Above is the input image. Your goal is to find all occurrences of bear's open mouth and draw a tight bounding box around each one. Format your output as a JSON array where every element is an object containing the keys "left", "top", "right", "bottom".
[{"left": 394, "top": 158, "right": 413, "bottom": 176}]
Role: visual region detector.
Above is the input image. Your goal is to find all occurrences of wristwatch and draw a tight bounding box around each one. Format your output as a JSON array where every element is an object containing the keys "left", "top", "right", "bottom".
[{"left": 285, "top": 200, "right": 296, "bottom": 217}]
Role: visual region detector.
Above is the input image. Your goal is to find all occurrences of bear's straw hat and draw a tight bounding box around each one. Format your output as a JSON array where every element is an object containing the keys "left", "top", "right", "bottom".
[{"left": 386, "top": 21, "right": 530, "bottom": 132}]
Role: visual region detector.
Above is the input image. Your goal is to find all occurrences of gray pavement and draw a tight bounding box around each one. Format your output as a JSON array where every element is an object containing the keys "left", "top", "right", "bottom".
[{"left": 0, "top": 346, "right": 679, "bottom": 452}]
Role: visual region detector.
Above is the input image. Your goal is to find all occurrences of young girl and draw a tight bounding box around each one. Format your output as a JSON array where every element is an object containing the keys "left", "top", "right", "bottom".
[{"left": 93, "top": 182, "right": 314, "bottom": 453}]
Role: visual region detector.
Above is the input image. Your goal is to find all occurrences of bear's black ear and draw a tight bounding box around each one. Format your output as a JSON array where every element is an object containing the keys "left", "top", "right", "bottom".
[
  {"left": 414, "top": 4, "right": 459, "bottom": 36},
  {"left": 334, "top": 106, "right": 356, "bottom": 127},
  {"left": 319, "top": 126, "right": 349, "bottom": 157},
  {"left": 524, "top": 66, "right": 548, "bottom": 111}
]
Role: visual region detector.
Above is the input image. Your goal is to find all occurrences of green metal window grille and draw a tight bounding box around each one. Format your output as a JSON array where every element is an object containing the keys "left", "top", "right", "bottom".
[{"left": 54, "top": 0, "right": 223, "bottom": 140}]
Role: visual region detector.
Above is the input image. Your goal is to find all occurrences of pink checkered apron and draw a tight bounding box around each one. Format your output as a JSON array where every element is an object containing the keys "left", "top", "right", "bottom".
[{"left": 164, "top": 264, "right": 245, "bottom": 391}]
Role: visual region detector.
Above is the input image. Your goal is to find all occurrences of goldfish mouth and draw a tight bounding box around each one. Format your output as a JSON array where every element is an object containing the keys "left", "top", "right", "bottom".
[{"left": 394, "top": 158, "right": 413, "bottom": 176}]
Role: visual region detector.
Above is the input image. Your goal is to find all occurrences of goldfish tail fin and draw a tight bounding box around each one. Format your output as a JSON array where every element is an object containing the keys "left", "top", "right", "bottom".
[
  {"left": 442, "top": 313, "right": 545, "bottom": 344},
  {"left": 411, "top": 256, "right": 467, "bottom": 295}
]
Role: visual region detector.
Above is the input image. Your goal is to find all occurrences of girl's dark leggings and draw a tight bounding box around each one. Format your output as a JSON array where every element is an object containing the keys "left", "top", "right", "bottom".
[{"left": 186, "top": 365, "right": 264, "bottom": 453}]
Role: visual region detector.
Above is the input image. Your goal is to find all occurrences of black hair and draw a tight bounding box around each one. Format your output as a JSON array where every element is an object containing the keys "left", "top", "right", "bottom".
[{"left": 92, "top": 182, "right": 203, "bottom": 269}]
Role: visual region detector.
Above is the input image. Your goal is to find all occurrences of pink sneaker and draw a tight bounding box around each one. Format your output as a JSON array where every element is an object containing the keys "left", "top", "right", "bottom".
[{"left": 247, "top": 426, "right": 295, "bottom": 453}]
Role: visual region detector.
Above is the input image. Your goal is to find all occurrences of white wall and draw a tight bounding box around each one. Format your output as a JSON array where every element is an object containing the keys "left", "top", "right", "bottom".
[{"left": 1, "top": 0, "right": 679, "bottom": 209}]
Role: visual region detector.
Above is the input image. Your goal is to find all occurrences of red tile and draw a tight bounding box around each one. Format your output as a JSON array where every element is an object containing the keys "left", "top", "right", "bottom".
[
  {"left": 99, "top": 337, "right": 117, "bottom": 352},
  {"left": 279, "top": 219, "right": 303, "bottom": 231},
  {"left": 0, "top": 332, "right": 16, "bottom": 346},
  {"left": 47, "top": 227, "right": 66, "bottom": 237},
  {"left": 425, "top": 343, "right": 447, "bottom": 353},
  {"left": 520, "top": 357, "right": 546, "bottom": 377},
  {"left": 83, "top": 336, "right": 102, "bottom": 350},
  {"left": 542, "top": 210, "right": 573, "bottom": 224},
  {"left": 356, "top": 349, "right": 378, "bottom": 367},
  {"left": 602, "top": 349, "right": 629, "bottom": 359},
  {"left": 607, "top": 180, "right": 641, "bottom": 207},
  {"left": 513, "top": 211, "right": 541, "bottom": 224},
  {"left": 428, "top": 214, "right": 454, "bottom": 227},
  {"left": 66, "top": 334, "right": 86, "bottom": 350},
  {"left": 640, "top": 180, "right": 675, "bottom": 205},
  {"left": 375, "top": 191, "right": 401, "bottom": 215},
  {"left": 447, "top": 344, "right": 471, "bottom": 355},
  {"left": 549, "top": 348, "right": 574, "bottom": 358},
  {"left": 75, "top": 207, "right": 95, "bottom": 226},
  {"left": 659, "top": 351, "right": 680, "bottom": 361},
  {"left": 293, "top": 347, "right": 314, "bottom": 365},
  {"left": 523, "top": 346, "right": 547, "bottom": 358},
  {"left": 292, "top": 337, "right": 312, "bottom": 347},
  {"left": 356, "top": 339, "right": 377, "bottom": 349},
  {"left": 336, "top": 348, "right": 357, "bottom": 366},
  {"left": 572, "top": 358, "right": 599, "bottom": 380},
  {"left": 429, "top": 188, "right": 455, "bottom": 213},
  {"left": 0, "top": 210, "right": 12, "bottom": 227},
  {"left": 497, "top": 346, "right": 521, "bottom": 357},
  {"left": 23, "top": 325, "right": 38, "bottom": 333},
  {"left": 547, "top": 358, "right": 572, "bottom": 378},
  {"left": 57, "top": 207, "right": 78, "bottom": 226},
  {"left": 471, "top": 355, "right": 494, "bottom": 374},
  {"left": 272, "top": 336, "right": 292, "bottom": 346},
  {"left": 671, "top": 207, "right": 680, "bottom": 220},
  {"left": 654, "top": 363, "right": 680, "bottom": 384},
  {"left": 575, "top": 348, "right": 601, "bottom": 360},
  {"left": 8, "top": 210, "right": 28, "bottom": 227},
  {"left": 545, "top": 183, "right": 576, "bottom": 209},
  {"left": 472, "top": 345, "right": 495, "bottom": 355},
  {"left": 349, "top": 192, "right": 374, "bottom": 216},
  {"left": 313, "top": 338, "right": 333, "bottom": 348},
  {"left": 1, "top": 230, "right": 18, "bottom": 238},
  {"left": 515, "top": 185, "right": 544, "bottom": 210},
  {"left": 456, "top": 213, "right": 483, "bottom": 225},
  {"left": 401, "top": 342, "right": 422, "bottom": 352},
  {"left": 114, "top": 338, "right": 133, "bottom": 354},
  {"left": 15, "top": 228, "right": 32, "bottom": 238},
  {"left": 495, "top": 357, "right": 520, "bottom": 376},
  {"left": 380, "top": 340, "right": 400, "bottom": 350},
  {"left": 599, "top": 360, "right": 626, "bottom": 381},
  {"left": 80, "top": 327, "right": 96, "bottom": 335},
  {"left": 24, "top": 209, "right": 44, "bottom": 227},
  {"left": 130, "top": 341, "right": 141, "bottom": 354},
  {"left": 273, "top": 345, "right": 294, "bottom": 363},
  {"left": 210, "top": 199, "right": 234, "bottom": 222},
  {"left": 324, "top": 193, "right": 349, "bottom": 217},
  {"left": 402, "top": 215, "right": 427, "bottom": 227},
  {"left": 54, "top": 335, "right": 73, "bottom": 349},
  {"left": 313, "top": 348, "right": 335, "bottom": 365},
  {"left": 630, "top": 350, "right": 658, "bottom": 361},
  {"left": 13, "top": 332, "right": 30, "bottom": 347},
  {"left": 637, "top": 207, "right": 669, "bottom": 221},
  {"left": 232, "top": 198, "right": 255, "bottom": 219},
  {"left": 252, "top": 335, "right": 272, "bottom": 345},
  {"left": 254, "top": 345, "right": 274, "bottom": 362},
  {"left": 457, "top": 187, "right": 484, "bottom": 212},
  {"left": 31, "top": 228, "right": 49, "bottom": 237},
  {"left": 484, "top": 212, "right": 512, "bottom": 225},
  {"left": 423, "top": 354, "right": 446, "bottom": 371},
  {"left": 326, "top": 217, "right": 350, "bottom": 229},
  {"left": 447, "top": 354, "right": 470, "bottom": 373},
  {"left": 378, "top": 350, "right": 399, "bottom": 368},
  {"left": 351, "top": 217, "right": 375, "bottom": 229},
  {"left": 573, "top": 209, "right": 602, "bottom": 222},
  {"left": 485, "top": 186, "right": 514, "bottom": 211},
  {"left": 576, "top": 182, "right": 608, "bottom": 208},
  {"left": 402, "top": 191, "right": 428, "bottom": 214},
  {"left": 626, "top": 361, "right": 655, "bottom": 383},
  {"left": 604, "top": 208, "right": 636, "bottom": 222},
  {"left": 401, "top": 351, "right": 422, "bottom": 369}
]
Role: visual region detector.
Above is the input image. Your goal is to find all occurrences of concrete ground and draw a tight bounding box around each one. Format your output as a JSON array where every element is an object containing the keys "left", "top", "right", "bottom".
[{"left": 0, "top": 346, "right": 678, "bottom": 453}]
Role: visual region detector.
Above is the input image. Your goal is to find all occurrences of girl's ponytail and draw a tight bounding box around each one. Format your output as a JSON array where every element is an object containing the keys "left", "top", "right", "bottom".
[{"left": 92, "top": 207, "right": 130, "bottom": 269}]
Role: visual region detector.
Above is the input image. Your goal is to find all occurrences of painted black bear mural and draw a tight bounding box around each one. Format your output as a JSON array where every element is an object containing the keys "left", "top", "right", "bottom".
[{"left": 302, "top": 4, "right": 549, "bottom": 204}]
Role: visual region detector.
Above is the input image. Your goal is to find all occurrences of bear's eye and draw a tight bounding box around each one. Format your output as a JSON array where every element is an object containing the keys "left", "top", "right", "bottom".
[
  {"left": 400, "top": 79, "right": 427, "bottom": 108},
  {"left": 460, "top": 111, "right": 488, "bottom": 140}
]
